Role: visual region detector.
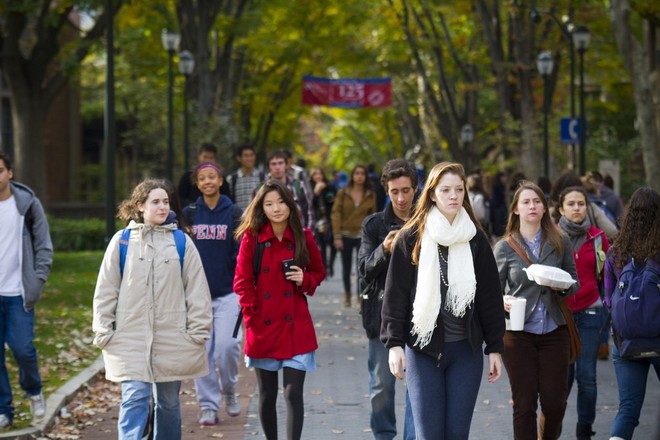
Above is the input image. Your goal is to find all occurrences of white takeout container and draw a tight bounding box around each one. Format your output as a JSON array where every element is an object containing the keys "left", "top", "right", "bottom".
[{"left": 523, "top": 264, "right": 576, "bottom": 290}]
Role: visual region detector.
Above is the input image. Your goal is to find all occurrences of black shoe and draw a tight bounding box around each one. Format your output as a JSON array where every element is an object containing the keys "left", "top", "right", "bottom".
[{"left": 576, "top": 424, "right": 595, "bottom": 440}]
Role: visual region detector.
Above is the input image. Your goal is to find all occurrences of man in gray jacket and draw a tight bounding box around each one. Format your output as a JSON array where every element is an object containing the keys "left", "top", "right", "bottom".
[{"left": 0, "top": 152, "right": 53, "bottom": 428}]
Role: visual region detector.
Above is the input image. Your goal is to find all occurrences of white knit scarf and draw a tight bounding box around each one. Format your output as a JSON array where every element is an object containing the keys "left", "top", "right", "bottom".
[{"left": 411, "top": 206, "right": 477, "bottom": 348}]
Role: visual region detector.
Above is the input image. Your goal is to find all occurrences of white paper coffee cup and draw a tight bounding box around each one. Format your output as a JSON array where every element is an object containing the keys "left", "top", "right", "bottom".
[{"left": 509, "top": 298, "right": 527, "bottom": 331}]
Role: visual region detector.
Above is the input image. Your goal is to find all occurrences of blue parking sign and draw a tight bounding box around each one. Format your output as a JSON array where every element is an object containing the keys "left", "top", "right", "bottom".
[{"left": 560, "top": 118, "right": 580, "bottom": 144}]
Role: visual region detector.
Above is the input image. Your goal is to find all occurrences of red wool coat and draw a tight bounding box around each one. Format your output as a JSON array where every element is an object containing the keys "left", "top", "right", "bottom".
[
  {"left": 566, "top": 226, "right": 610, "bottom": 313},
  {"left": 233, "top": 223, "right": 325, "bottom": 360}
]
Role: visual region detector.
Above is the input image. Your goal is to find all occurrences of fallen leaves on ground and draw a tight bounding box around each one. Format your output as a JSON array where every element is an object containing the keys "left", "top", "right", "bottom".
[{"left": 42, "top": 372, "right": 120, "bottom": 439}]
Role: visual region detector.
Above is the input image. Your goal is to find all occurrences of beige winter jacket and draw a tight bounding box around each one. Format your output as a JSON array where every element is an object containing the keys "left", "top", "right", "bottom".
[{"left": 92, "top": 221, "right": 212, "bottom": 383}]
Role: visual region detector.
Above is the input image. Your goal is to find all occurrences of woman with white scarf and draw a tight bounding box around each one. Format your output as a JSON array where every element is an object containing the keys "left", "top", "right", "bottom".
[{"left": 381, "top": 162, "right": 505, "bottom": 439}]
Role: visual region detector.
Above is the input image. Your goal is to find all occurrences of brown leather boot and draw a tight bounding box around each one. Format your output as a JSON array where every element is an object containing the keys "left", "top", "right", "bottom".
[
  {"left": 344, "top": 291, "right": 351, "bottom": 308},
  {"left": 598, "top": 343, "right": 610, "bottom": 360}
]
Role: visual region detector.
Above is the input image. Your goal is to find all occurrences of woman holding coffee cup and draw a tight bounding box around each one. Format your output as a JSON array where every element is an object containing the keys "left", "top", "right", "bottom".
[
  {"left": 494, "top": 181, "right": 579, "bottom": 440},
  {"left": 554, "top": 186, "right": 610, "bottom": 440},
  {"left": 233, "top": 179, "right": 325, "bottom": 440}
]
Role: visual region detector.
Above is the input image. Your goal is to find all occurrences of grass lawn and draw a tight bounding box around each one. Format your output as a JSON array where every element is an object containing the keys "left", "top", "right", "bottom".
[{"left": 4, "top": 251, "right": 103, "bottom": 430}]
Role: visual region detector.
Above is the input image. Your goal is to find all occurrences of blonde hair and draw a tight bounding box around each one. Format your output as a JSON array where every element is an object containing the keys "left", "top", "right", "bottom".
[{"left": 402, "top": 162, "right": 482, "bottom": 265}]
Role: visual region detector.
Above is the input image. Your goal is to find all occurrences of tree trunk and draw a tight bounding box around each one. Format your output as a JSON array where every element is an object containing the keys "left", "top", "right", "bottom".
[
  {"left": 611, "top": 0, "right": 660, "bottom": 191},
  {"left": 9, "top": 90, "right": 48, "bottom": 200}
]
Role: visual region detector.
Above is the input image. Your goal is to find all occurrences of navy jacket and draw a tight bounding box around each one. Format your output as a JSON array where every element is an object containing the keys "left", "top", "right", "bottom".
[{"left": 184, "top": 196, "right": 242, "bottom": 298}]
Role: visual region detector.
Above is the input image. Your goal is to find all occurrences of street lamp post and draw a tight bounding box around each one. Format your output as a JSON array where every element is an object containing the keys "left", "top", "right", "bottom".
[
  {"left": 572, "top": 25, "right": 590, "bottom": 176},
  {"left": 531, "top": 7, "right": 577, "bottom": 169},
  {"left": 162, "top": 29, "right": 180, "bottom": 182},
  {"left": 537, "top": 51, "right": 554, "bottom": 178},
  {"left": 178, "top": 50, "right": 194, "bottom": 172},
  {"left": 460, "top": 124, "right": 474, "bottom": 173}
]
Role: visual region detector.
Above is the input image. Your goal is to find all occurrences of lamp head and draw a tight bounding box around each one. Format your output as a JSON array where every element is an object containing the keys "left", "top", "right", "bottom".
[
  {"left": 572, "top": 25, "right": 591, "bottom": 51},
  {"left": 460, "top": 124, "right": 474, "bottom": 143},
  {"left": 537, "top": 51, "right": 554, "bottom": 76},
  {"left": 161, "top": 30, "right": 181, "bottom": 52},
  {"left": 530, "top": 8, "right": 542, "bottom": 24},
  {"left": 178, "top": 50, "right": 195, "bottom": 76}
]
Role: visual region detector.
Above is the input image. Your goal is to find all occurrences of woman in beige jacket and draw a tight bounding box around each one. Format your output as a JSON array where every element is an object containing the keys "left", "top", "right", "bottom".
[
  {"left": 331, "top": 165, "right": 377, "bottom": 307},
  {"left": 93, "top": 178, "right": 211, "bottom": 440}
]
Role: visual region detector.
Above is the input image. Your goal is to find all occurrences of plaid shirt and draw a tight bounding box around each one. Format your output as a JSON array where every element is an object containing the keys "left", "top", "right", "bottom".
[{"left": 227, "top": 169, "right": 264, "bottom": 211}]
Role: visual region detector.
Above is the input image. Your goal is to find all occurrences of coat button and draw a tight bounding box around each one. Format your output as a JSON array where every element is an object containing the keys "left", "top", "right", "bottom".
[
  {"left": 264, "top": 293, "right": 270, "bottom": 299},
  {"left": 287, "top": 244, "right": 293, "bottom": 250},
  {"left": 265, "top": 319, "right": 271, "bottom": 325},
  {"left": 285, "top": 316, "right": 292, "bottom": 322},
  {"left": 265, "top": 242, "right": 271, "bottom": 247},
  {"left": 285, "top": 291, "right": 292, "bottom": 297},
  {"left": 263, "top": 267, "right": 269, "bottom": 273}
]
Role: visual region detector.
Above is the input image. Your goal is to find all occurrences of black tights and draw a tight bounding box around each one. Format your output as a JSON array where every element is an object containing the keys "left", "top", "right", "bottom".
[{"left": 255, "top": 367, "right": 307, "bottom": 440}]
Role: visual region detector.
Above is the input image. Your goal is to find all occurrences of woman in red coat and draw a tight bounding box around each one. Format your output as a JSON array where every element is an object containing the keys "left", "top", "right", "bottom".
[
  {"left": 554, "top": 186, "right": 610, "bottom": 439},
  {"left": 233, "top": 179, "right": 325, "bottom": 440}
]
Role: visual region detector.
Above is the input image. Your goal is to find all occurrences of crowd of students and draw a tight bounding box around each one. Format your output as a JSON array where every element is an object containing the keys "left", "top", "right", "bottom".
[{"left": 9, "top": 142, "right": 636, "bottom": 440}]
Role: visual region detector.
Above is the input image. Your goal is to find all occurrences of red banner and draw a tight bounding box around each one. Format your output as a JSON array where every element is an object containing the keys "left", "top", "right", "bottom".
[{"left": 302, "top": 75, "right": 392, "bottom": 108}]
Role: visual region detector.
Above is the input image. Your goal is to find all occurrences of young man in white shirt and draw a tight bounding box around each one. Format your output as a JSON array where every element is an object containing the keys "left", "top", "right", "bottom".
[{"left": 0, "top": 152, "right": 53, "bottom": 428}]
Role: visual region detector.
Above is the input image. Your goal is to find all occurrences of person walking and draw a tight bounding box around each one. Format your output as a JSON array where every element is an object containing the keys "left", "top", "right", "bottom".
[
  {"left": 233, "top": 179, "right": 325, "bottom": 440},
  {"left": 603, "top": 186, "right": 660, "bottom": 440},
  {"left": 178, "top": 143, "right": 232, "bottom": 206},
  {"left": 0, "top": 152, "right": 53, "bottom": 428},
  {"left": 493, "top": 181, "right": 580, "bottom": 440},
  {"left": 92, "top": 178, "right": 212, "bottom": 439},
  {"left": 225, "top": 144, "right": 265, "bottom": 211},
  {"left": 332, "top": 165, "right": 377, "bottom": 307},
  {"left": 309, "top": 167, "right": 337, "bottom": 277},
  {"left": 183, "top": 163, "right": 243, "bottom": 426},
  {"left": 554, "top": 186, "right": 610, "bottom": 439},
  {"left": 381, "top": 162, "right": 505, "bottom": 439},
  {"left": 358, "top": 159, "right": 417, "bottom": 440}
]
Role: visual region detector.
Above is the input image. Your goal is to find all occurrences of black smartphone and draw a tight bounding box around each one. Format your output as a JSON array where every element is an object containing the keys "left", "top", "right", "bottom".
[{"left": 282, "top": 258, "right": 295, "bottom": 276}]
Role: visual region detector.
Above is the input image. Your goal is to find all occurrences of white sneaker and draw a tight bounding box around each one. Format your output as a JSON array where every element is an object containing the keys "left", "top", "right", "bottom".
[
  {"left": 198, "top": 408, "right": 218, "bottom": 426},
  {"left": 0, "top": 414, "right": 11, "bottom": 428},
  {"left": 29, "top": 393, "right": 46, "bottom": 420},
  {"left": 224, "top": 393, "right": 240, "bottom": 417}
]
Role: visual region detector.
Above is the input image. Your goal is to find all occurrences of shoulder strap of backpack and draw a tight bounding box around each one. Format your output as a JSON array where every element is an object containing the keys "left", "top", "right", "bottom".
[
  {"left": 119, "top": 228, "right": 131, "bottom": 278},
  {"left": 119, "top": 228, "right": 185, "bottom": 278},
  {"left": 253, "top": 238, "right": 265, "bottom": 278},
  {"left": 173, "top": 229, "right": 186, "bottom": 271},
  {"left": 230, "top": 171, "right": 238, "bottom": 201},
  {"left": 234, "top": 235, "right": 265, "bottom": 339}
]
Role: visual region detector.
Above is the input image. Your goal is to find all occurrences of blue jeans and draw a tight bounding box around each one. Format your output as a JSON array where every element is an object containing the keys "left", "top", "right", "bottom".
[
  {"left": 405, "top": 340, "right": 483, "bottom": 439},
  {"left": 0, "top": 295, "right": 42, "bottom": 421},
  {"left": 610, "top": 345, "right": 660, "bottom": 440},
  {"left": 368, "top": 338, "right": 415, "bottom": 440},
  {"left": 119, "top": 381, "right": 182, "bottom": 440},
  {"left": 567, "top": 308, "right": 602, "bottom": 428}
]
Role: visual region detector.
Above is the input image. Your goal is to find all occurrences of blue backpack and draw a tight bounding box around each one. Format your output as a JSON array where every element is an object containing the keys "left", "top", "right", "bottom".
[
  {"left": 610, "top": 257, "right": 660, "bottom": 358},
  {"left": 119, "top": 228, "right": 186, "bottom": 277}
]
